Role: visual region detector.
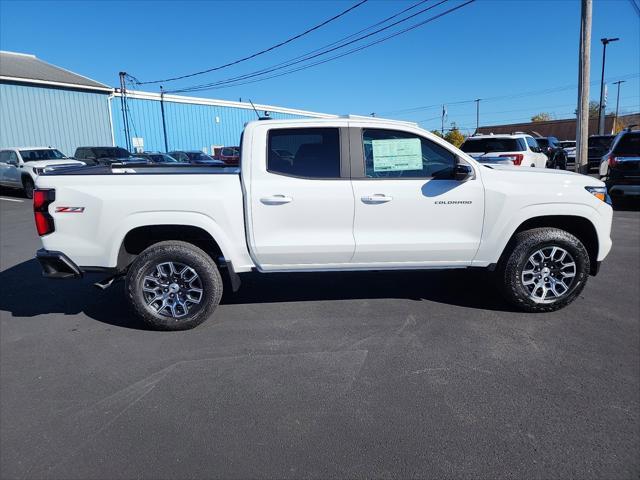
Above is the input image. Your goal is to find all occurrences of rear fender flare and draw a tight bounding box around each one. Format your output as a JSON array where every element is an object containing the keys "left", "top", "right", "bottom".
[{"left": 108, "top": 212, "right": 246, "bottom": 270}]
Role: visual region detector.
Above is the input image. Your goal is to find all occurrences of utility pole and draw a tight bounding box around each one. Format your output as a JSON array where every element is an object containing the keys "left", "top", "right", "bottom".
[
  {"left": 575, "top": 0, "right": 592, "bottom": 174},
  {"left": 613, "top": 80, "right": 625, "bottom": 129},
  {"left": 474, "top": 99, "right": 481, "bottom": 132},
  {"left": 441, "top": 104, "right": 446, "bottom": 136},
  {"left": 119, "top": 71, "right": 131, "bottom": 152},
  {"left": 598, "top": 37, "right": 620, "bottom": 134},
  {"left": 160, "top": 86, "right": 169, "bottom": 153}
]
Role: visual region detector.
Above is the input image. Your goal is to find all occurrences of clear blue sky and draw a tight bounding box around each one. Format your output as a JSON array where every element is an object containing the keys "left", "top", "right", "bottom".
[{"left": 1, "top": 0, "right": 638, "bottom": 134}]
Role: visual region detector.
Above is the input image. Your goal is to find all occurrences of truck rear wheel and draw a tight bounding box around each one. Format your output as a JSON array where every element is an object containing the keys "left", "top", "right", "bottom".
[
  {"left": 498, "top": 228, "right": 590, "bottom": 312},
  {"left": 126, "top": 241, "right": 223, "bottom": 330}
]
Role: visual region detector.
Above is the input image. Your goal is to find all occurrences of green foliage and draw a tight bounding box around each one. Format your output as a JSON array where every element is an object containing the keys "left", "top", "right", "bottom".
[
  {"left": 444, "top": 124, "right": 465, "bottom": 148},
  {"left": 531, "top": 112, "right": 552, "bottom": 122},
  {"left": 431, "top": 130, "right": 444, "bottom": 138}
]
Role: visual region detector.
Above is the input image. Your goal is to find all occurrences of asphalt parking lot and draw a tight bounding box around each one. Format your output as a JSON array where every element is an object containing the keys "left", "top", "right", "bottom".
[{"left": 1, "top": 190, "right": 638, "bottom": 480}]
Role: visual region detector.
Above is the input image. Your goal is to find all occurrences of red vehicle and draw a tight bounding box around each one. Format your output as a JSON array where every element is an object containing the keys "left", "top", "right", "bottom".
[{"left": 214, "top": 146, "right": 240, "bottom": 166}]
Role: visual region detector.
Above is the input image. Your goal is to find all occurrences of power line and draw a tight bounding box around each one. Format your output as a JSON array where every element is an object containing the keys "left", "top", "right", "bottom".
[
  {"left": 415, "top": 95, "right": 640, "bottom": 122},
  {"left": 134, "top": 0, "right": 369, "bottom": 85},
  {"left": 629, "top": 0, "right": 640, "bottom": 17},
  {"left": 170, "top": 0, "right": 475, "bottom": 94},
  {"left": 381, "top": 72, "right": 640, "bottom": 116},
  {"left": 170, "top": 0, "right": 448, "bottom": 92},
  {"left": 171, "top": 0, "right": 434, "bottom": 92},
  {"left": 420, "top": 103, "right": 640, "bottom": 129}
]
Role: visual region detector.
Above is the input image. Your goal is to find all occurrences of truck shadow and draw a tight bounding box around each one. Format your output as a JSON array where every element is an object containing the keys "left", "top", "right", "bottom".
[{"left": 0, "top": 259, "right": 517, "bottom": 329}]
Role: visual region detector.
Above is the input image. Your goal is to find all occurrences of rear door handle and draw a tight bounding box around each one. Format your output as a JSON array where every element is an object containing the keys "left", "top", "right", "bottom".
[
  {"left": 361, "top": 194, "right": 392, "bottom": 204},
  {"left": 260, "top": 194, "right": 292, "bottom": 205}
]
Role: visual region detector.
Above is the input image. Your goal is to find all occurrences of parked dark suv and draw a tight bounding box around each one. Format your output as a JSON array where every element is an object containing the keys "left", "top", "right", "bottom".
[
  {"left": 535, "top": 136, "right": 567, "bottom": 169},
  {"left": 588, "top": 135, "right": 615, "bottom": 171},
  {"left": 73, "top": 147, "right": 149, "bottom": 166},
  {"left": 600, "top": 129, "right": 640, "bottom": 203}
]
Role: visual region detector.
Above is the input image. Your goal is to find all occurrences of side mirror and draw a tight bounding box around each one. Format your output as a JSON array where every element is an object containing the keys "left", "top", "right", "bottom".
[{"left": 454, "top": 163, "right": 473, "bottom": 181}]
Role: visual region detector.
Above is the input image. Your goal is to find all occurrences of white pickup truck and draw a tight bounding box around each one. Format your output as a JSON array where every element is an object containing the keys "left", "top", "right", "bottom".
[{"left": 33, "top": 116, "right": 613, "bottom": 330}]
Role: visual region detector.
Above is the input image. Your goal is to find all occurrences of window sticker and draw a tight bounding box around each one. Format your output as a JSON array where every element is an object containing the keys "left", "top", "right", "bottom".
[{"left": 372, "top": 138, "right": 423, "bottom": 172}]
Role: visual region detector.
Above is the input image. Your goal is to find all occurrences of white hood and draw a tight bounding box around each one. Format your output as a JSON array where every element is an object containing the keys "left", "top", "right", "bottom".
[
  {"left": 483, "top": 163, "right": 605, "bottom": 187},
  {"left": 25, "top": 159, "right": 85, "bottom": 169}
]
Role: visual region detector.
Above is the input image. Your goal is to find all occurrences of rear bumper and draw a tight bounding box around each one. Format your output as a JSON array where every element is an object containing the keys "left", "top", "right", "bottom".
[
  {"left": 606, "top": 183, "right": 640, "bottom": 197},
  {"left": 36, "top": 249, "right": 82, "bottom": 279}
]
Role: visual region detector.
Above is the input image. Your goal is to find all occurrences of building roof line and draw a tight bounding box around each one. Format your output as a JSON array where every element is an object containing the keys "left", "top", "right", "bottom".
[
  {"left": 0, "top": 75, "right": 114, "bottom": 93},
  {"left": 115, "top": 89, "right": 336, "bottom": 118},
  {"left": 0, "top": 50, "right": 37, "bottom": 58}
]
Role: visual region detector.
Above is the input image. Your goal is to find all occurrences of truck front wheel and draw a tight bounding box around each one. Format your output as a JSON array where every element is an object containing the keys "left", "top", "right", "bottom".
[
  {"left": 499, "top": 228, "right": 590, "bottom": 312},
  {"left": 126, "top": 241, "right": 223, "bottom": 330}
]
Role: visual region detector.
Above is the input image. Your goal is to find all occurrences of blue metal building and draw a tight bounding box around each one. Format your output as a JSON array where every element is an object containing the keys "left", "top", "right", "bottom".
[
  {"left": 1, "top": 51, "right": 331, "bottom": 157},
  {"left": 0, "top": 51, "right": 113, "bottom": 156},
  {"left": 111, "top": 90, "right": 332, "bottom": 154}
]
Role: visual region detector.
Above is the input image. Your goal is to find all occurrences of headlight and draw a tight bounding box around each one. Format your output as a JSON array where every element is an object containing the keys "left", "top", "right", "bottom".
[{"left": 585, "top": 186, "right": 610, "bottom": 204}]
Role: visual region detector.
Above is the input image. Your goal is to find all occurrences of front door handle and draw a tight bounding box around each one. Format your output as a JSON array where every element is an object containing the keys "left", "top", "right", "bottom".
[
  {"left": 361, "top": 194, "right": 392, "bottom": 204},
  {"left": 260, "top": 194, "right": 292, "bottom": 205}
]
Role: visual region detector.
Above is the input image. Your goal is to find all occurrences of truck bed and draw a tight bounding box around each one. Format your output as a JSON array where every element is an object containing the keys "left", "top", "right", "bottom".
[{"left": 35, "top": 166, "right": 253, "bottom": 272}]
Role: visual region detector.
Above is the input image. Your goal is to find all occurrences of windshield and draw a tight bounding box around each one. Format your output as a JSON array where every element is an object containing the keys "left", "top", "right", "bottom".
[
  {"left": 460, "top": 138, "right": 524, "bottom": 153},
  {"left": 186, "top": 152, "right": 214, "bottom": 162},
  {"left": 536, "top": 139, "right": 549, "bottom": 148},
  {"left": 19, "top": 149, "right": 67, "bottom": 160},
  {"left": 93, "top": 147, "right": 132, "bottom": 159}
]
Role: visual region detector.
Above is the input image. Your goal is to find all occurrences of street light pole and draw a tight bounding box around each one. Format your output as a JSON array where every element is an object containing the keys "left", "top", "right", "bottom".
[
  {"left": 613, "top": 80, "right": 625, "bottom": 129},
  {"left": 474, "top": 99, "right": 481, "bottom": 132},
  {"left": 598, "top": 37, "right": 619, "bottom": 135}
]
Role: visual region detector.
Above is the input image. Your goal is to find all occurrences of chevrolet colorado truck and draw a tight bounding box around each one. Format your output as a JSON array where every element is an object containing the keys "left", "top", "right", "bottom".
[{"left": 33, "top": 116, "right": 613, "bottom": 330}]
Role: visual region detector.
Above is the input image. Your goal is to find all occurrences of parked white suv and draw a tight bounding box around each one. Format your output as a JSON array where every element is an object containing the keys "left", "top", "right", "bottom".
[
  {"left": 0, "top": 148, "right": 84, "bottom": 198},
  {"left": 460, "top": 134, "right": 549, "bottom": 168}
]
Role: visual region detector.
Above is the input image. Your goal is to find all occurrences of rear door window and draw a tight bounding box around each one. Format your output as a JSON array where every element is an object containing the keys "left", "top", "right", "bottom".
[{"left": 268, "top": 128, "right": 341, "bottom": 178}]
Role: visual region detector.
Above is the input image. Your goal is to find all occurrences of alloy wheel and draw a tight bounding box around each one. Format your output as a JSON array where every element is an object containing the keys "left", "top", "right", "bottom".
[
  {"left": 142, "top": 261, "right": 203, "bottom": 318},
  {"left": 521, "top": 246, "right": 577, "bottom": 303}
]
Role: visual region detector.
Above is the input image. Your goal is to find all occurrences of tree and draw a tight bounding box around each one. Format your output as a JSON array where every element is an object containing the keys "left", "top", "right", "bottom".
[
  {"left": 444, "top": 123, "right": 465, "bottom": 147},
  {"left": 431, "top": 129, "right": 444, "bottom": 138},
  {"left": 531, "top": 112, "right": 552, "bottom": 122}
]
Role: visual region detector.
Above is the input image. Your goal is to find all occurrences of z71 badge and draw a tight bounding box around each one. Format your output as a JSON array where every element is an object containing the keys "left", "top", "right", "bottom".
[{"left": 55, "top": 207, "right": 85, "bottom": 213}]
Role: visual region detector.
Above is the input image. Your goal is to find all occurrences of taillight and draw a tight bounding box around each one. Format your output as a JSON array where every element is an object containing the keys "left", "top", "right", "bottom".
[
  {"left": 608, "top": 154, "right": 618, "bottom": 167},
  {"left": 33, "top": 189, "right": 55, "bottom": 236},
  {"left": 499, "top": 153, "right": 524, "bottom": 165}
]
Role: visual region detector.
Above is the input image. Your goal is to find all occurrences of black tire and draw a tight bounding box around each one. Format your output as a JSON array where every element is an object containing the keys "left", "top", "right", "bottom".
[
  {"left": 22, "top": 177, "right": 34, "bottom": 199},
  {"left": 126, "top": 241, "right": 223, "bottom": 330},
  {"left": 498, "top": 228, "right": 590, "bottom": 312}
]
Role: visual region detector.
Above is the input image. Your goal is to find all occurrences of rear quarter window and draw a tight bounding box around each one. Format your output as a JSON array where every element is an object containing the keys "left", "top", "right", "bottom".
[
  {"left": 614, "top": 133, "right": 640, "bottom": 156},
  {"left": 460, "top": 138, "right": 525, "bottom": 153}
]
